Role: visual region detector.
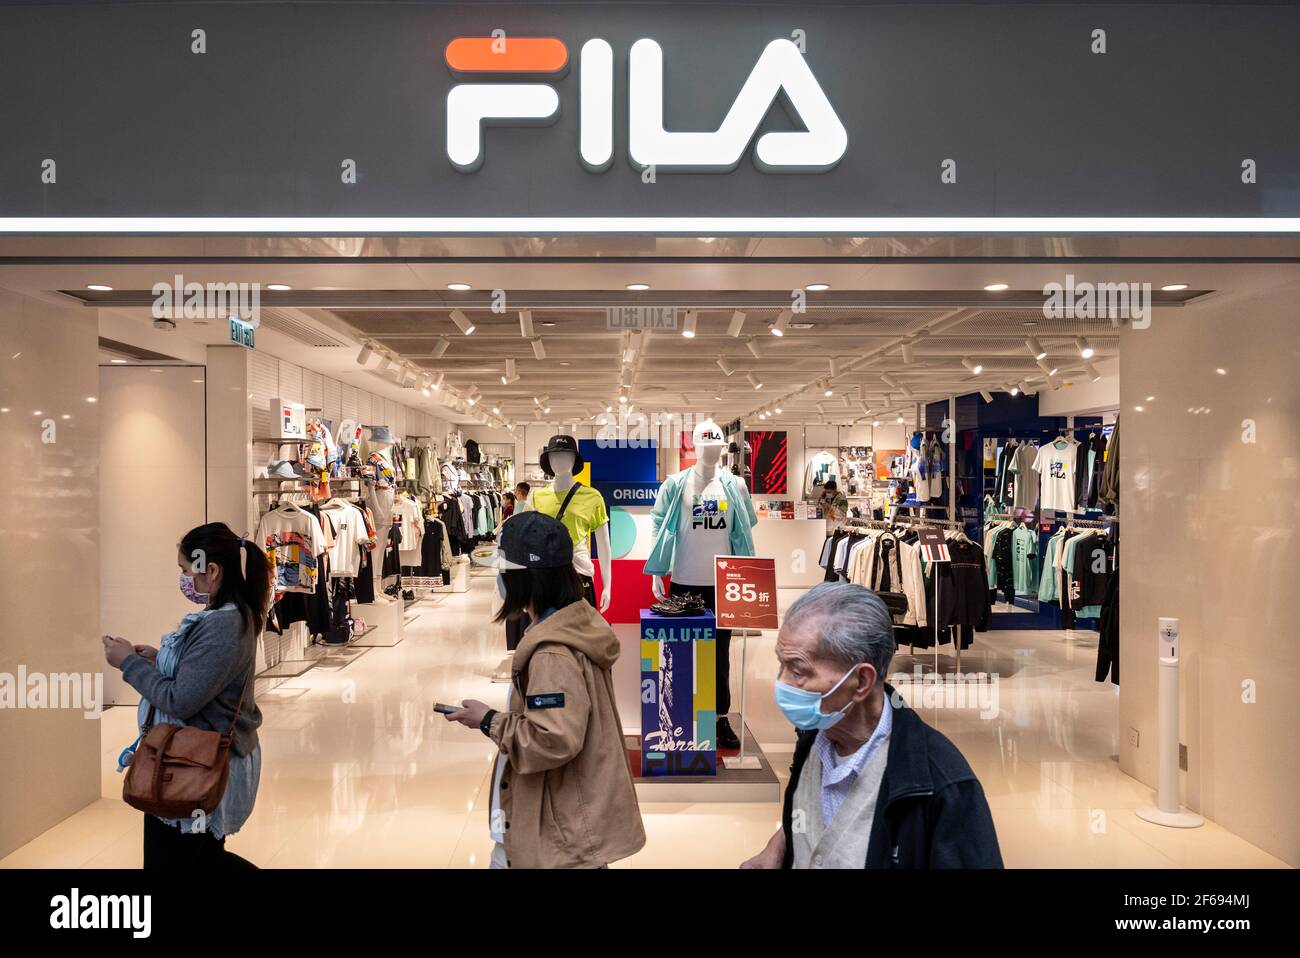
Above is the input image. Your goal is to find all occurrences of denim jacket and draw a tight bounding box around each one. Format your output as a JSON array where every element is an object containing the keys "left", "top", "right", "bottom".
[{"left": 642, "top": 469, "right": 758, "bottom": 577}]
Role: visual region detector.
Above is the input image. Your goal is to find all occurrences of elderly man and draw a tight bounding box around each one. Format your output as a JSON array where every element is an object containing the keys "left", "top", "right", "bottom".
[{"left": 742, "top": 582, "right": 1002, "bottom": 869}]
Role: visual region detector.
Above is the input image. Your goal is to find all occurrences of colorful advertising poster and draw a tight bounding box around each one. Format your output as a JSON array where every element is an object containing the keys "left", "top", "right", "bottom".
[
  {"left": 875, "top": 448, "right": 905, "bottom": 481},
  {"left": 744, "top": 430, "right": 788, "bottom": 494},
  {"left": 640, "top": 609, "right": 717, "bottom": 776},
  {"left": 714, "top": 556, "right": 779, "bottom": 630}
]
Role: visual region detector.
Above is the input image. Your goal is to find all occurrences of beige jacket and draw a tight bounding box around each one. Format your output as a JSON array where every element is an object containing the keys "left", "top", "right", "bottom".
[{"left": 488, "top": 600, "right": 646, "bottom": 868}]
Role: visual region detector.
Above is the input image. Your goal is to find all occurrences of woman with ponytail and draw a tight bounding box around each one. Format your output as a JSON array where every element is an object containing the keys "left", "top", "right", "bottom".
[{"left": 102, "top": 522, "right": 270, "bottom": 869}]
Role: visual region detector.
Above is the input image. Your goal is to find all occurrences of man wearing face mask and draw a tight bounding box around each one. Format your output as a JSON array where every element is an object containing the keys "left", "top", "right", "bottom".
[{"left": 741, "top": 582, "right": 1001, "bottom": 869}]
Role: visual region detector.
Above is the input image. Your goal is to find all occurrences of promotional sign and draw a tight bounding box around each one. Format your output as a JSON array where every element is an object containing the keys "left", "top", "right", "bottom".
[
  {"left": 640, "top": 608, "right": 716, "bottom": 777},
  {"left": 591, "top": 480, "right": 660, "bottom": 507},
  {"left": 745, "top": 430, "right": 788, "bottom": 495},
  {"left": 714, "top": 556, "right": 778, "bottom": 630},
  {"left": 917, "top": 528, "right": 951, "bottom": 564}
]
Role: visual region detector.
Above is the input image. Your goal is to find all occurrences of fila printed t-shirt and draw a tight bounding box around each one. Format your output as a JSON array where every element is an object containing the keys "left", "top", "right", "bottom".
[
  {"left": 673, "top": 471, "right": 731, "bottom": 586},
  {"left": 1033, "top": 439, "right": 1079, "bottom": 512},
  {"left": 532, "top": 484, "right": 609, "bottom": 577}
]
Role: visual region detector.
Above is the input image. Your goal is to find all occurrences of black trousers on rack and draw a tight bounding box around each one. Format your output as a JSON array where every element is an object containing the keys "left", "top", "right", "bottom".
[{"left": 669, "top": 581, "right": 733, "bottom": 716}]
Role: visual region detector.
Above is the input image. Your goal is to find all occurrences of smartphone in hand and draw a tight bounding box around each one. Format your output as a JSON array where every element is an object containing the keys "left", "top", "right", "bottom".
[{"left": 433, "top": 703, "right": 461, "bottom": 715}]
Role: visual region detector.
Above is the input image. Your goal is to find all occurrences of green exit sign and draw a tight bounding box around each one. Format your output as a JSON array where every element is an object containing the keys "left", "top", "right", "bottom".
[{"left": 229, "top": 318, "right": 256, "bottom": 349}]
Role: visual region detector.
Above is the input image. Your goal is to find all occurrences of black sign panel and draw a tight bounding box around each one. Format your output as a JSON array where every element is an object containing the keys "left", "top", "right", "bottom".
[{"left": 0, "top": 3, "right": 1297, "bottom": 229}]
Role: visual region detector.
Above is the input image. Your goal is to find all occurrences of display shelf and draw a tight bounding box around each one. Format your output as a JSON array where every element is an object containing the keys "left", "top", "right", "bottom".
[{"left": 628, "top": 719, "right": 780, "bottom": 804}]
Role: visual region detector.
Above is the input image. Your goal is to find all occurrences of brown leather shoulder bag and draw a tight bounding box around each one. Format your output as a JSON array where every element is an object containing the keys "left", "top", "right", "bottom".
[{"left": 122, "top": 669, "right": 252, "bottom": 819}]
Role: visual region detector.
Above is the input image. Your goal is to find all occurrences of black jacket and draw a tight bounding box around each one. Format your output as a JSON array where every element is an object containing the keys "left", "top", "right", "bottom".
[{"left": 781, "top": 686, "right": 1003, "bottom": 868}]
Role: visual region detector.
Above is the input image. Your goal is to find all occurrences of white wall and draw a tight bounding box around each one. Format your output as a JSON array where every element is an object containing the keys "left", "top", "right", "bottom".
[
  {"left": 1037, "top": 357, "right": 1120, "bottom": 416},
  {"left": 99, "top": 366, "right": 207, "bottom": 705},
  {"left": 1120, "top": 282, "right": 1300, "bottom": 865},
  {"left": 0, "top": 291, "right": 101, "bottom": 859}
]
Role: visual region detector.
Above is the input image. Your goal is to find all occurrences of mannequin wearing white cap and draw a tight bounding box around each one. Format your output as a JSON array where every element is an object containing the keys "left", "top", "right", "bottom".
[
  {"left": 537, "top": 451, "right": 612, "bottom": 614},
  {"left": 644, "top": 418, "right": 757, "bottom": 750}
]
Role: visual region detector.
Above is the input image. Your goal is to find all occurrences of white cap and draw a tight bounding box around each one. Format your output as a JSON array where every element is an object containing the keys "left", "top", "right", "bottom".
[{"left": 692, "top": 419, "right": 726, "bottom": 447}]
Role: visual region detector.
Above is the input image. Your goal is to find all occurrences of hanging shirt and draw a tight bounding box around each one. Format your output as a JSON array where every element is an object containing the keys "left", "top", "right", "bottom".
[
  {"left": 320, "top": 500, "right": 366, "bottom": 578},
  {"left": 672, "top": 470, "right": 732, "bottom": 586},
  {"left": 256, "top": 505, "right": 326, "bottom": 594},
  {"left": 1033, "top": 438, "right": 1080, "bottom": 512}
]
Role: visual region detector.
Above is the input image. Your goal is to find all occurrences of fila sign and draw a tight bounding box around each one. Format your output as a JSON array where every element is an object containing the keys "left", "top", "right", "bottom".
[{"left": 445, "top": 37, "right": 847, "bottom": 174}]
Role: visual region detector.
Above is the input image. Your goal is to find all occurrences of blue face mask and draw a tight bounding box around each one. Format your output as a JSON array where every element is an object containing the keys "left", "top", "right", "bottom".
[{"left": 774, "top": 665, "right": 860, "bottom": 731}]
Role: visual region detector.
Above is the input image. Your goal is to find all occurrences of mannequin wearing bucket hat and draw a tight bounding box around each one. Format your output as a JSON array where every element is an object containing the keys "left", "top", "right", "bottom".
[{"left": 530, "top": 435, "right": 612, "bottom": 614}]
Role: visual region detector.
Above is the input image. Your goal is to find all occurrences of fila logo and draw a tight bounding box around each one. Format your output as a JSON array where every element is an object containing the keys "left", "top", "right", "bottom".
[{"left": 445, "top": 36, "right": 847, "bottom": 174}]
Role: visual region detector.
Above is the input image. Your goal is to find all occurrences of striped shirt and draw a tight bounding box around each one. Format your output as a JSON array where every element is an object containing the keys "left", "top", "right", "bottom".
[{"left": 815, "top": 702, "right": 893, "bottom": 826}]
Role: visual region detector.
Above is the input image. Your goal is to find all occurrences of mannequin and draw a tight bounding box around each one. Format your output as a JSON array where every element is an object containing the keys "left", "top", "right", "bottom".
[
  {"left": 643, "top": 419, "right": 758, "bottom": 750},
  {"left": 534, "top": 448, "right": 613, "bottom": 614}
]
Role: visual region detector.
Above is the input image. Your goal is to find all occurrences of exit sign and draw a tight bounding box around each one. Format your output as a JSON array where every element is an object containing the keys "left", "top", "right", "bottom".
[{"left": 229, "top": 317, "right": 255, "bottom": 349}]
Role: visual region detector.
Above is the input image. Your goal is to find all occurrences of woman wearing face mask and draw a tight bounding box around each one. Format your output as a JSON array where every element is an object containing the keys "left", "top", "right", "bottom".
[
  {"left": 449, "top": 511, "right": 645, "bottom": 868},
  {"left": 102, "top": 522, "right": 270, "bottom": 869}
]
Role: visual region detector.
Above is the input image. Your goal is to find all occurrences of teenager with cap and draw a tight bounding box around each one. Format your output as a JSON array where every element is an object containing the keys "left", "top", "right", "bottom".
[{"left": 448, "top": 512, "right": 645, "bottom": 868}]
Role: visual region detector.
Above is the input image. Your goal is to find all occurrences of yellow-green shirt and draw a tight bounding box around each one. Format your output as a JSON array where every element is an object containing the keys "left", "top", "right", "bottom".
[{"left": 531, "top": 484, "right": 609, "bottom": 577}]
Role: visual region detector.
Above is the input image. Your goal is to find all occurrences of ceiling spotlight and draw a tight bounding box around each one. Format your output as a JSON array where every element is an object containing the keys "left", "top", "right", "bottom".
[
  {"left": 727, "top": 310, "right": 747, "bottom": 337},
  {"left": 901, "top": 340, "right": 915, "bottom": 364},
  {"left": 771, "top": 309, "right": 792, "bottom": 337},
  {"left": 447, "top": 282, "right": 472, "bottom": 291},
  {"left": 805, "top": 282, "right": 830, "bottom": 292},
  {"left": 746, "top": 338, "right": 763, "bottom": 359},
  {"left": 979, "top": 389, "right": 994, "bottom": 403},
  {"left": 266, "top": 283, "right": 291, "bottom": 291},
  {"left": 828, "top": 357, "right": 840, "bottom": 377},
  {"left": 1008, "top": 384, "right": 1020, "bottom": 396},
  {"left": 896, "top": 416, "right": 905, "bottom": 424},
  {"left": 880, "top": 373, "right": 900, "bottom": 389},
  {"left": 1037, "top": 357, "right": 1058, "bottom": 376},
  {"left": 682, "top": 310, "right": 698, "bottom": 338},
  {"left": 449, "top": 309, "right": 475, "bottom": 335},
  {"left": 491, "top": 405, "right": 500, "bottom": 415},
  {"left": 87, "top": 284, "right": 113, "bottom": 291},
  {"left": 605, "top": 404, "right": 613, "bottom": 413},
  {"left": 774, "top": 405, "right": 783, "bottom": 414},
  {"left": 872, "top": 420, "right": 881, "bottom": 428},
  {"left": 626, "top": 282, "right": 650, "bottom": 291},
  {"left": 717, "top": 357, "right": 735, "bottom": 376},
  {"left": 533, "top": 394, "right": 550, "bottom": 407},
  {"left": 531, "top": 338, "right": 547, "bottom": 360},
  {"left": 618, "top": 394, "right": 628, "bottom": 404},
  {"left": 714, "top": 391, "right": 724, "bottom": 402},
  {"left": 1026, "top": 337, "right": 1047, "bottom": 360},
  {"left": 1017, "top": 380, "right": 1029, "bottom": 395},
  {"left": 1076, "top": 337, "right": 1094, "bottom": 359},
  {"left": 502, "top": 358, "right": 518, "bottom": 384},
  {"left": 519, "top": 310, "right": 534, "bottom": 339},
  {"left": 983, "top": 282, "right": 1009, "bottom": 292},
  {"left": 430, "top": 338, "right": 450, "bottom": 359},
  {"left": 859, "top": 401, "right": 873, "bottom": 415},
  {"left": 962, "top": 357, "right": 983, "bottom": 375},
  {"left": 816, "top": 402, "right": 827, "bottom": 415},
  {"left": 432, "top": 371, "right": 445, "bottom": 390},
  {"left": 823, "top": 384, "right": 833, "bottom": 397},
  {"left": 466, "top": 393, "right": 478, "bottom": 406},
  {"left": 1084, "top": 362, "right": 1101, "bottom": 382},
  {"left": 385, "top": 359, "right": 403, "bottom": 377},
  {"left": 356, "top": 344, "right": 375, "bottom": 366},
  {"left": 747, "top": 373, "right": 763, "bottom": 390},
  {"left": 857, "top": 384, "right": 868, "bottom": 401},
  {"left": 1161, "top": 283, "right": 1188, "bottom": 291}
]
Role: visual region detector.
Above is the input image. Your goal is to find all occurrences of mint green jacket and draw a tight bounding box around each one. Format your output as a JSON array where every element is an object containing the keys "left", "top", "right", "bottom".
[{"left": 642, "top": 469, "right": 758, "bottom": 577}]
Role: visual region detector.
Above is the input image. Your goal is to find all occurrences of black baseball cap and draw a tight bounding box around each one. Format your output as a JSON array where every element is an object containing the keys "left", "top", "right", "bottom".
[
  {"left": 539, "top": 434, "right": 585, "bottom": 477},
  {"left": 471, "top": 511, "right": 573, "bottom": 571}
]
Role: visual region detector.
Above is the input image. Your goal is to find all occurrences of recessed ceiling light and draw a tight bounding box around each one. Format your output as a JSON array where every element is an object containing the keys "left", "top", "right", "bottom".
[
  {"left": 789, "top": 322, "right": 815, "bottom": 330},
  {"left": 1145, "top": 395, "right": 1155, "bottom": 402},
  {"left": 983, "top": 283, "right": 1009, "bottom": 292},
  {"left": 1215, "top": 367, "right": 1227, "bottom": 375},
  {"left": 1134, "top": 405, "right": 1145, "bottom": 412},
  {"left": 85, "top": 397, "right": 96, "bottom": 403},
  {"left": 86, "top": 284, "right": 113, "bottom": 291},
  {"left": 266, "top": 283, "right": 291, "bottom": 291},
  {"left": 626, "top": 283, "right": 650, "bottom": 291},
  {"left": 0, "top": 408, "right": 8, "bottom": 413},
  {"left": 805, "top": 283, "right": 830, "bottom": 292},
  {"left": 110, "top": 359, "right": 127, "bottom": 364},
  {"left": 540, "top": 321, "right": 557, "bottom": 327},
  {"left": 447, "top": 283, "right": 472, "bottom": 291},
  {"left": 1160, "top": 283, "right": 1188, "bottom": 291}
]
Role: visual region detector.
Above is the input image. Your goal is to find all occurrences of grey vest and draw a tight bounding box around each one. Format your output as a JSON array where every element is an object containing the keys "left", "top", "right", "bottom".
[{"left": 792, "top": 731, "right": 891, "bottom": 869}]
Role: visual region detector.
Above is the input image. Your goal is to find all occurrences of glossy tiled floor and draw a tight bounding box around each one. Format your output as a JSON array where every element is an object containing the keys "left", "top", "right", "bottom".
[{"left": 1, "top": 579, "right": 1287, "bottom": 868}]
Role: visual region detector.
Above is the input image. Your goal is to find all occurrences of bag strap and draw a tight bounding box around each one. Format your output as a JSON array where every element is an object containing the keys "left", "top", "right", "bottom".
[
  {"left": 555, "top": 481, "right": 582, "bottom": 522},
  {"left": 222, "top": 663, "right": 255, "bottom": 744}
]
